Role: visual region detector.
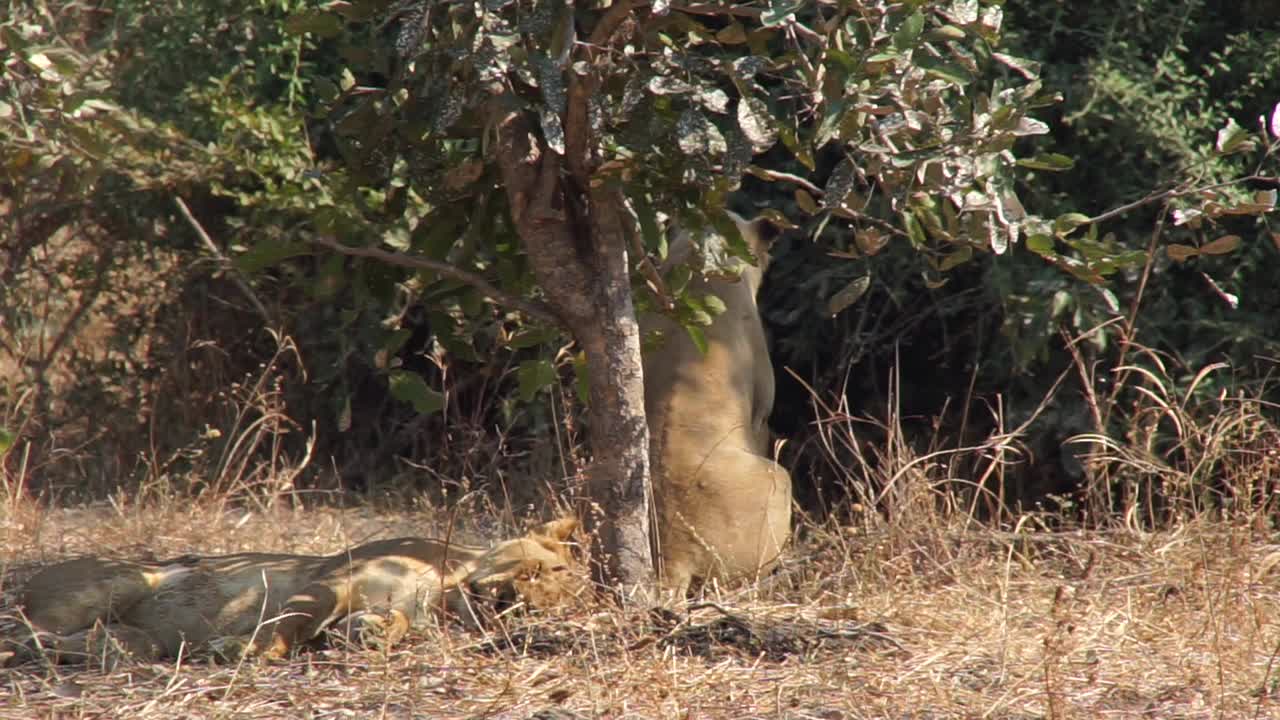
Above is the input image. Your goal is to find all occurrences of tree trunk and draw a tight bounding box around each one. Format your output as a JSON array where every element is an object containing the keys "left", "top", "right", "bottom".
[
  {"left": 488, "top": 101, "right": 655, "bottom": 597},
  {"left": 578, "top": 185, "right": 653, "bottom": 594}
]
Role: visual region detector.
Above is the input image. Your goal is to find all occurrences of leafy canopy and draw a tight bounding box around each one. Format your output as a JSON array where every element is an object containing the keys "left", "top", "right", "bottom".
[{"left": 302, "top": 0, "right": 1073, "bottom": 320}]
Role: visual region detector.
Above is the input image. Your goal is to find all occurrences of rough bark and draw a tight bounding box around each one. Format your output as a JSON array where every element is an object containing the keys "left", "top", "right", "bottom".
[
  {"left": 488, "top": 99, "right": 655, "bottom": 597},
  {"left": 578, "top": 185, "right": 653, "bottom": 595}
]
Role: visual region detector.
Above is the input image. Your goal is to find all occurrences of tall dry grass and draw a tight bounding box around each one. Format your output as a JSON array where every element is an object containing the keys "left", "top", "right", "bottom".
[{"left": 3, "top": 342, "right": 1280, "bottom": 718}]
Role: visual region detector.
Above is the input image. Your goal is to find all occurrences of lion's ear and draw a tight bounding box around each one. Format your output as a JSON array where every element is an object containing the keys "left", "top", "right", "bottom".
[
  {"left": 726, "top": 210, "right": 784, "bottom": 268},
  {"left": 534, "top": 516, "right": 579, "bottom": 542},
  {"left": 747, "top": 216, "right": 782, "bottom": 249}
]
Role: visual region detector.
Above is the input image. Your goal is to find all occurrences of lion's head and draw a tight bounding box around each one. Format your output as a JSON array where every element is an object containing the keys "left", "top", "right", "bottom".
[{"left": 457, "top": 516, "right": 589, "bottom": 617}]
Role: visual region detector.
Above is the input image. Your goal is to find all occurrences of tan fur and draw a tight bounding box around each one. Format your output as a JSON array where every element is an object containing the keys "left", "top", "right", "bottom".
[
  {"left": 5, "top": 517, "right": 583, "bottom": 665},
  {"left": 643, "top": 212, "right": 792, "bottom": 599}
]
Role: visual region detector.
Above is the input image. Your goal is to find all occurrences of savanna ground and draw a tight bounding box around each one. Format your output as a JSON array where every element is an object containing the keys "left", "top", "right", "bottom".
[
  {"left": 4, "top": 267, "right": 1279, "bottom": 718},
  {"left": 4, "top": 457, "right": 1280, "bottom": 719}
]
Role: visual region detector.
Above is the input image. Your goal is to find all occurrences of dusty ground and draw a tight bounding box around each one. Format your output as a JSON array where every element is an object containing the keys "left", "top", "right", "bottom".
[{"left": 3, "top": 500, "right": 1279, "bottom": 719}]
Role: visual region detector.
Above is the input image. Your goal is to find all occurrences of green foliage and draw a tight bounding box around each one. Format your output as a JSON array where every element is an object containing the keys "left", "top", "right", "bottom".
[
  {"left": 755, "top": 0, "right": 1279, "bottom": 519},
  {"left": 388, "top": 370, "right": 444, "bottom": 414},
  {"left": 6, "top": 0, "right": 1276, "bottom": 515},
  {"left": 1000, "top": 0, "right": 1280, "bottom": 374},
  {"left": 296, "top": 0, "right": 1098, "bottom": 388}
]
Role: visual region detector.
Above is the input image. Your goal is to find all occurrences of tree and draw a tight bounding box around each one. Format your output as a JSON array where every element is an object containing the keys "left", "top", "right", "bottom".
[
  {"left": 10, "top": 0, "right": 1270, "bottom": 585},
  {"left": 299, "top": 0, "right": 1085, "bottom": 593}
]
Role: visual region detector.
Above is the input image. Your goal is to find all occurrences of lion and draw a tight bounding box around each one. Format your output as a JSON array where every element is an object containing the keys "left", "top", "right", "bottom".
[
  {"left": 643, "top": 211, "right": 792, "bottom": 600},
  {"left": 3, "top": 517, "right": 583, "bottom": 666}
]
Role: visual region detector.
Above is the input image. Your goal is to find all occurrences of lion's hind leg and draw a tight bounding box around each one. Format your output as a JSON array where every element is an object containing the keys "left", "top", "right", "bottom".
[
  {"left": 19, "top": 557, "right": 184, "bottom": 636},
  {"left": 6, "top": 621, "right": 163, "bottom": 668},
  {"left": 261, "top": 577, "right": 422, "bottom": 659},
  {"left": 256, "top": 580, "right": 345, "bottom": 660}
]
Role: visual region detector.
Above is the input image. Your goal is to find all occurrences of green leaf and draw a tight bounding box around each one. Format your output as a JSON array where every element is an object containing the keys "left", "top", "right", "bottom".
[
  {"left": 1050, "top": 290, "right": 1073, "bottom": 319},
  {"left": 633, "top": 194, "right": 667, "bottom": 259},
  {"left": 761, "top": 0, "right": 803, "bottom": 28},
  {"left": 388, "top": 371, "right": 444, "bottom": 415},
  {"left": 1215, "top": 118, "right": 1254, "bottom": 154},
  {"left": 382, "top": 328, "right": 413, "bottom": 357},
  {"left": 778, "top": 125, "right": 815, "bottom": 170},
  {"left": 915, "top": 56, "right": 971, "bottom": 85},
  {"left": 939, "top": 245, "right": 973, "bottom": 271},
  {"left": 508, "top": 326, "right": 561, "bottom": 349},
  {"left": 827, "top": 275, "right": 870, "bottom": 316},
  {"left": 383, "top": 225, "right": 411, "bottom": 251},
  {"left": 677, "top": 108, "right": 727, "bottom": 157},
  {"left": 737, "top": 96, "right": 778, "bottom": 153},
  {"left": 667, "top": 264, "right": 693, "bottom": 297},
  {"left": 285, "top": 11, "right": 344, "bottom": 38},
  {"left": 1016, "top": 153, "right": 1074, "bottom": 171},
  {"left": 573, "top": 351, "right": 591, "bottom": 407},
  {"left": 716, "top": 22, "right": 748, "bottom": 44},
  {"left": 1, "top": 26, "right": 28, "bottom": 53},
  {"left": 1026, "top": 234, "right": 1056, "bottom": 257},
  {"left": 0, "top": 427, "right": 14, "bottom": 455},
  {"left": 695, "top": 87, "right": 731, "bottom": 114},
  {"left": 926, "top": 25, "right": 967, "bottom": 41},
  {"left": 1200, "top": 234, "right": 1241, "bottom": 256},
  {"left": 684, "top": 324, "right": 709, "bottom": 355},
  {"left": 823, "top": 158, "right": 858, "bottom": 209},
  {"left": 707, "top": 211, "right": 754, "bottom": 265},
  {"left": 1012, "top": 117, "right": 1050, "bottom": 137},
  {"left": 991, "top": 52, "right": 1041, "bottom": 80},
  {"left": 517, "top": 359, "right": 558, "bottom": 402},
  {"left": 702, "top": 292, "right": 727, "bottom": 316},
  {"left": 794, "top": 189, "right": 819, "bottom": 215},
  {"left": 234, "top": 239, "right": 311, "bottom": 273},
  {"left": 893, "top": 11, "right": 926, "bottom": 51},
  {"left": 411, "top": 212, "right": 462, "bottom": 261},
  {"left": 648, "top": 76, "right": 694, "bottom": 95},
  {"left": 680, "top": 293, "right": 714, "bottom": 326},
  {"left": 1095, "top": 286, "right": 1120, "bottom": 314},
  {"left": 902, "top": 211, "right": 927, "bottom": 247},
  {"left": 1053, "top": 213, "right": 1091, "bottom": 237}
]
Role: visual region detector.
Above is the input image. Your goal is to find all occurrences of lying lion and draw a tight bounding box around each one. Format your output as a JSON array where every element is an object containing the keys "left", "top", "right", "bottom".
[
  {"left": 643, "top": 212, "right": 792, "bottom": 600},
  {"left": 3, "top": 517, "right": 583, "bottom": 665}
]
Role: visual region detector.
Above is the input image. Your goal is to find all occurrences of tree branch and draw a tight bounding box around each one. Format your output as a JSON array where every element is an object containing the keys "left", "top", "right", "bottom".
[
  {"left": 174, "top": 196, "right": 273, "bottom": 325},
  {"left": 307, "top": 235, "right": 560, "bottom": 326},
  {"left": 589, "top": 0, "right": 642, "bottom": 47},
  {"left": 747, "top": 165, "right": 826, "bottom": 197},
  {"left": 565, "top": 0, "right": 640, "bottom": 181},
  {"left": 1085, "top": 173, "right": 1277, "bottom": 225},
  {"left": 670, "top": 3, "right": 763, "bottom": 18},
  {"left": 623, "top": 204, "right": 673, "bottom": 312},
  {"left": 744, "top": 165, "right": 909, "bottom": 240},
  {"left": 33, "top": 246, "right": 113, "bottom": 379}
]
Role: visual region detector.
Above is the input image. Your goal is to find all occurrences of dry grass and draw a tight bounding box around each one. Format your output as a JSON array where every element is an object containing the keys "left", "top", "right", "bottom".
[
  {"left": 3, "top": 494, "right": 1279, "bottom": 720},
  {"left": 4, "top": 338, "right": 1279, "bottom": 719}
]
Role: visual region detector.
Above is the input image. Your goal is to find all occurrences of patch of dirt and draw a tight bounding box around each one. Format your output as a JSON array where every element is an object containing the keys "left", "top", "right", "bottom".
[{"left": 655, "top": 606, "right": 898, "bottom": 661}]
